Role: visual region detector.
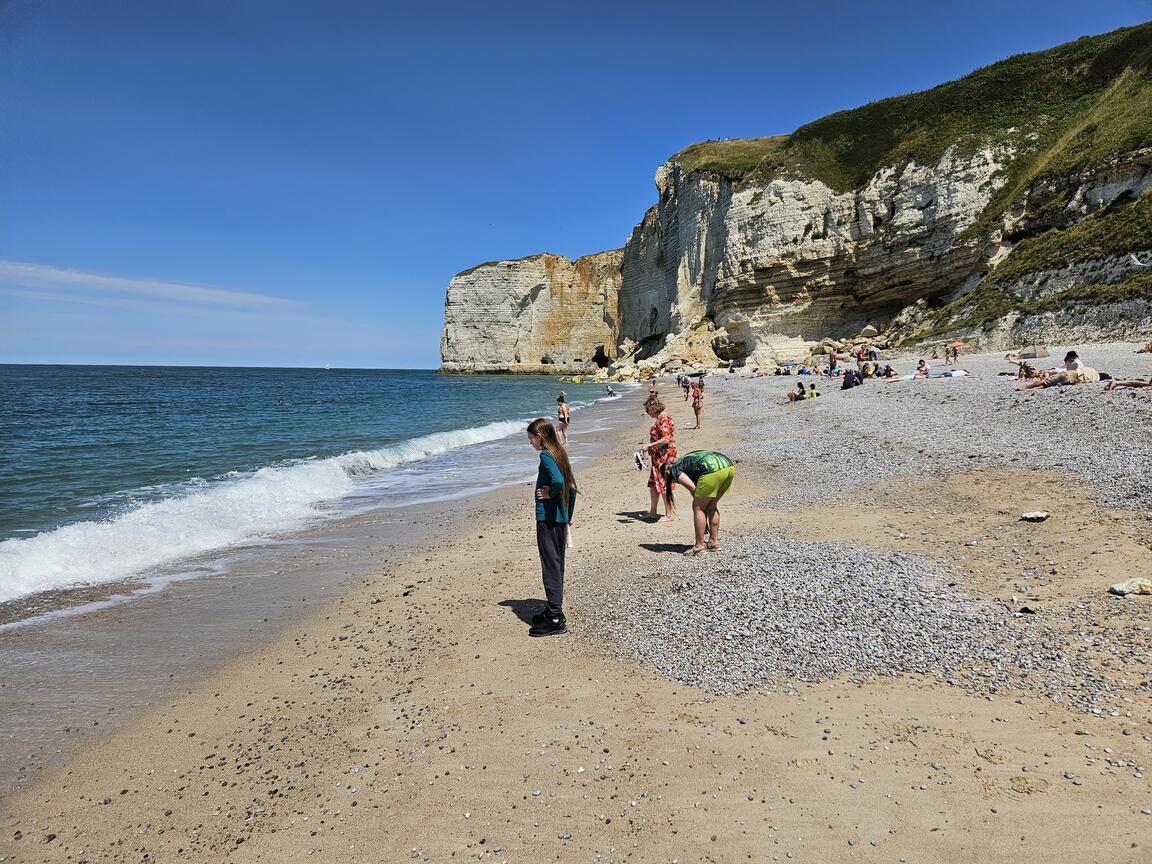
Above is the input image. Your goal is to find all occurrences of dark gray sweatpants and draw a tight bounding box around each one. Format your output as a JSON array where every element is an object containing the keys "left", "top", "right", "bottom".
[{"left": 536, "top": 521, "right": 567, "bottom": 616}]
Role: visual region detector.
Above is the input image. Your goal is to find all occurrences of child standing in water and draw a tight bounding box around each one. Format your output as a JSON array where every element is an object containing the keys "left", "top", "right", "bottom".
[
  {"left": 526, "top": 418, "right": 578, "bottom": 637},
  {"left": 556, "top": 393, "right": 571, "bottom": 445}
]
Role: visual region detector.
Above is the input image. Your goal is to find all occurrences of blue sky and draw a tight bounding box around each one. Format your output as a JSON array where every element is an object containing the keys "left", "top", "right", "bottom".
[{"left": 1, "top": 1, "right": 1149, "bottom": 368}]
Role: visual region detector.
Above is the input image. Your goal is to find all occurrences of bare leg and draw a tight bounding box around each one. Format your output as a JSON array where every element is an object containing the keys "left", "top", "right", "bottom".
[
  {"left": 705, "top": 499, "right": 720, "bottom": 549},
  {"left": 648, "top": 486, "right": 660, "bottom": 517},
  {"left": 1105, "top": 379, "right": 1151, "bottom": 391},
  {"left": 693, "top": 407, "right": 701, "bottom": 429},
  {"left": 685, "top": 497, "right": 709, "bottom": 553}
]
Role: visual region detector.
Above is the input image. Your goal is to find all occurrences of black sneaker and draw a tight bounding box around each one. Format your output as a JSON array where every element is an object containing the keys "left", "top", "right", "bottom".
[{"left": 529, "top": 615, "right": 568, "bottom": 637}]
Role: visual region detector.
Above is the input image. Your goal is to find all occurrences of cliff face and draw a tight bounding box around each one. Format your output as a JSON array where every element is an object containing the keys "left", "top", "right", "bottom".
[
  {"left": 439, "top": 24, "right": 1152, "bottom": 372},
  {"left": 624, "top": 146, "right": 1014, "bottom": 366},
  {"left": 439, "top": 251, "right": 622, "bottom": 374}
]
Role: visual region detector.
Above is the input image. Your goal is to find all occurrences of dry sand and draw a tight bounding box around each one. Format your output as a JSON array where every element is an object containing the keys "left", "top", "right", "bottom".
[{"left": 2, "top": 379, "right": 1150, "bottom": 863}]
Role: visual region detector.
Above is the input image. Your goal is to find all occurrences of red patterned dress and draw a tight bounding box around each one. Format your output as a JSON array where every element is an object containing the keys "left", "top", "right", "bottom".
[{"left": 647, "top": 411, "right": 677, "bottom": 493}]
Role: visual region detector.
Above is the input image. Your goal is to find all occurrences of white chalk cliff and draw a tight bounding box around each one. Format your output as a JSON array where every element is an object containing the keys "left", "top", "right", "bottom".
[
  {"left": 439, "top": 251, "right": 622, "bottom": 374},
  {"left": 439, "top": 24, "right": 1152, "bottom": 372}
]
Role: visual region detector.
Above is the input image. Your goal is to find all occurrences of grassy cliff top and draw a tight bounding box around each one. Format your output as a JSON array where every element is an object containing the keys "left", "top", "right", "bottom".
[{"left": 671, "top": 22, "right": 1152, "bottom": 193}]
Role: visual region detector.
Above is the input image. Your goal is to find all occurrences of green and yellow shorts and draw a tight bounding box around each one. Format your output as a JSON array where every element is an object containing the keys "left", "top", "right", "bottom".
[{"left": 694, "top": 466, "right": 735, "bottom": 499}]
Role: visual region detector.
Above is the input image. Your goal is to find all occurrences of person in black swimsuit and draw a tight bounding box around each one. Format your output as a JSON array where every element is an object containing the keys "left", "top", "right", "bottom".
[{"left": 556, "top": 393, "right": 571, "bottom": 445}]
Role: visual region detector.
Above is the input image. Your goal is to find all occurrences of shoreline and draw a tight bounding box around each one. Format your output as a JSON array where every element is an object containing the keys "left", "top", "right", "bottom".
[
  {"left": 3, "top": 344, "right": 1151, "bottom": 863},
  {"left": 0, "top": 388, "right": 637, "bottom": 795}
]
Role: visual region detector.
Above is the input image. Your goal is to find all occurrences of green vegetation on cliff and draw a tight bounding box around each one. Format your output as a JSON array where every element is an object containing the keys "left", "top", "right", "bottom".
[
  {"left": 924, "top": 191, "right": 1152, "bottom": 334},
  {"left": 672, "top": 22, "right": 1152, "bottom": 197}
]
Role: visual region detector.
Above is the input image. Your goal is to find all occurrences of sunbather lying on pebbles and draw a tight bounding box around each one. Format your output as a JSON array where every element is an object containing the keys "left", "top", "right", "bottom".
[
  {"left": 1016, "top": 351, "right": 1100, "bottom": 390},
  {"left": 1005, "top": 356, "right": 1038, "bottom": 379}
]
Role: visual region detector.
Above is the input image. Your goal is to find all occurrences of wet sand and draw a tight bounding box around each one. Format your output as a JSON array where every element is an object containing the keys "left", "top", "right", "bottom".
[{"left": 1, "top": 375, "right": 1150, "bottom": 863}]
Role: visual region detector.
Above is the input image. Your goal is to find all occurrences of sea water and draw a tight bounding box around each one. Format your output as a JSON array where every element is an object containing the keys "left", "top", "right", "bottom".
[{"left": 0, "top": 365, "right": 625, "bottom": 609}]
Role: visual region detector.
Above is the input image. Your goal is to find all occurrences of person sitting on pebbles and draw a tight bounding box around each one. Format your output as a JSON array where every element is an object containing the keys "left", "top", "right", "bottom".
[
  {"left": 660, "top": 450, "right": 736, "bottom": 556},
  {"left": 914, "top": 359, "right": 930, "bottom": 378},
  {"left": 1016, "top": 351, "right": 1100, "bottom": 390},
  {"left": 786, "top": 381, "right": 807, "bottom": 403}
]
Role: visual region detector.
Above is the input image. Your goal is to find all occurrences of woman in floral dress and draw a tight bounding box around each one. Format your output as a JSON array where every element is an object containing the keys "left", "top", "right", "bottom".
[{"left": 643, "top": 394, "right": 677, "bottom": 522}]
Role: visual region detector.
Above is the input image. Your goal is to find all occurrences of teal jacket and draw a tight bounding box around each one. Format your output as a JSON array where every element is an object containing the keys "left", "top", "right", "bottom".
[{"left": 535, "top": 451, "right": 576, "bottom": 523}]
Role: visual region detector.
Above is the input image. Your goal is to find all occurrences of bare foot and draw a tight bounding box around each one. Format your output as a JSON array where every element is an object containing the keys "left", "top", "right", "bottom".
[
  {"left": 683, "top": 545, "right": 706, "bottom": 556},
  {"left": 705, "top": 542, "right": 720, "bottom": 552},
  {"left": 655, "top": 515, "right": 672, "bottom": 523}
]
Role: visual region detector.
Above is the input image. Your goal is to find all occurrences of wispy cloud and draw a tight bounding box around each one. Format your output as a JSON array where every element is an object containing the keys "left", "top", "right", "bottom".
[{"left": 0, "top": 260, "right": 300, "bottom": 308}]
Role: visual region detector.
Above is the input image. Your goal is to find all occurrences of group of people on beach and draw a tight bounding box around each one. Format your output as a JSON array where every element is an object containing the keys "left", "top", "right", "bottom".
[
  {"left": 525, "top": 336, "right": 1150, "bottom": 638},
  {"left": 524, "top": 381, "right": 732, "bottom": 637},
  {"left": 930, "top": 345, "right": 962, "bottom": 364},
  {"left": 1009, "top": 349, "right": 1152, "bottom": 391},
  {"left": 676, "top": 374, "right": 706, "bottom": 429}
]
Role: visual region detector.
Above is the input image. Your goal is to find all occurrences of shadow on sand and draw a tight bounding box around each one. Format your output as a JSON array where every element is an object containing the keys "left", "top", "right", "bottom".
[
  {"left": 639, "top": 542, "right": 694, "bottom": 555},
  {"left": 616, "top": 510, "right": 658, "bottom": 524},
  {"left": 497, "top": 598, "right": 545, "bottom": 625}
]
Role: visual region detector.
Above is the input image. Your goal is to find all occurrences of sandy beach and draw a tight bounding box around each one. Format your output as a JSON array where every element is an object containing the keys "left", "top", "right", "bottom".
[{"left": 3, "top": 345, "right": 1151, "bottom": 864}]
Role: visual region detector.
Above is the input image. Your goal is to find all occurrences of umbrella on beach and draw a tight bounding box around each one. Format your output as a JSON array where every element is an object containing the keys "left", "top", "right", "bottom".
[
  {"left": 1017, "top": 344, "right": 1050, "bottom": 359},
  {"left": 948, "top": 340, "right": 966, "bottom": 349}
]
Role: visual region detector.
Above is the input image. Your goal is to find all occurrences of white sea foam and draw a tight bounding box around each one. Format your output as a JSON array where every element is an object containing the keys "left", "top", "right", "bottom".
[{"left": 0, "top": 419, "right": 526, "bottom": 604}]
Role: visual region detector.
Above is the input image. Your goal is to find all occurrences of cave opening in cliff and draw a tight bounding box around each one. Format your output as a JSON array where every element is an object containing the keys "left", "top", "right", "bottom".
[{"left": 591, "top": 346, "right": 610, "bottom": 369}]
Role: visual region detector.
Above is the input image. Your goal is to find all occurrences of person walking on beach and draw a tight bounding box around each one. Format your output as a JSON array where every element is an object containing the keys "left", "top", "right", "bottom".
[
  {"left": 643, "top": 394, "right": 677, "bottom": 522},
  {"left": 690, "top": 380, "right": 704, "bottom": 429},
  {"left": 526, "top": 418, "right": 577, "bottom": 637},
  {"left": 682, "top": 375, "right": 691, "bottom": 401},
  {"left": 556, "top": 393, "right": 571, "bottom": 445},
  {"left": 661, "top": 450, "right": 735, "bottom": 556}
]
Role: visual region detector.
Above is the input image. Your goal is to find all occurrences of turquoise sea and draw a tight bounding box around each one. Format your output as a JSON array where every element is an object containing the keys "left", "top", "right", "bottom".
[{"left": 0, "top": 365, "right": 624, "bottom": 608}]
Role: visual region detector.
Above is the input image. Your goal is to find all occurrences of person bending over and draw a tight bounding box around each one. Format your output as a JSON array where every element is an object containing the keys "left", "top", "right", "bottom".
[{"left": 661, "top": 450, "right": 736, "bottom": 556}]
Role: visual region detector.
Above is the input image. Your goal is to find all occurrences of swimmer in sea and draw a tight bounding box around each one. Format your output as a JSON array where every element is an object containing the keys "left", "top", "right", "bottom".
[{"left": 556, "top": 393, "right": 571, "bottom": 445}]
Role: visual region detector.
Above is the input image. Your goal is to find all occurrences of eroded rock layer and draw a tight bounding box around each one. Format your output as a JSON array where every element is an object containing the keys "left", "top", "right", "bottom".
[{"left": 627, "top": 147, "right": 1013, "bottom": 366}]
